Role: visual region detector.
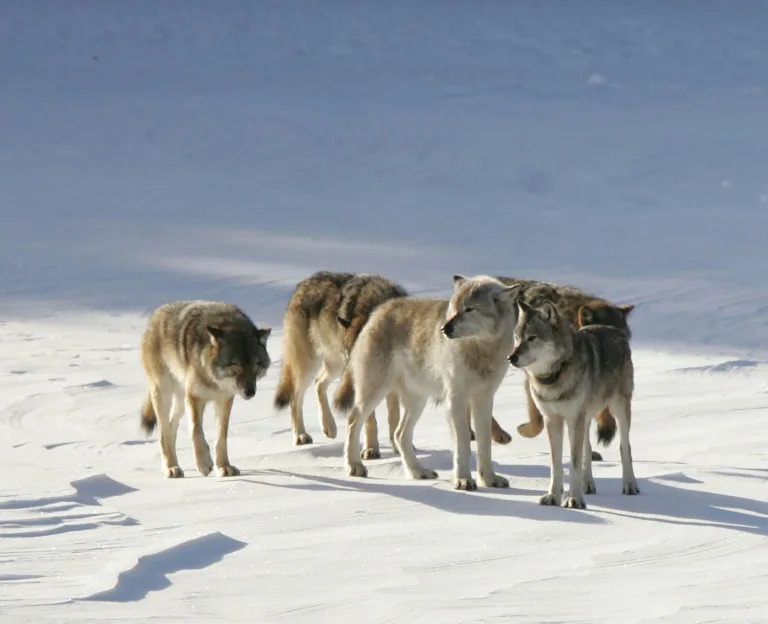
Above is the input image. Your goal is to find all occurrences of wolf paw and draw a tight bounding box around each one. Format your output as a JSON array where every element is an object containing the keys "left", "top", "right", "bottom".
[
  {"left": 623, "top": 480, "right": 640, "bottom": 495},
  {"left": 492, "top": 428, "right": 512, "bottom": 445},
  {"left": 196, "top": 453, "right": 214, "bottom": 477},
  {"left": 411, "top": 468, "right": 438, "bottom": 480},
  {"left": 347, "top": 463, "right": 368, "bottom": 478},
  {"left": 481, "top": 473, "right": 509, "bottom": 488},
  {"left": 584, "top": 477, "right": 597, "bottom": 495},
  {"left": 322, "top": 420, "right": 337, "bottom": 440},
  {"left": 591, "top": 450, "right": 603, "bottom": 461},
  {"left": 564, "top": 495, "right": 587, "bottom": 509},
  {"left": 217, "top": 464, "right": 240, "bottom": 477},
  {"left": 361, "top": 448, "right": 381, "bottom": 460},
  {"left": 295, "top": 433, "right": 313, "bottom": 445},
  {"left": 165, "top": 466, "right": 184, "bottom": 479},
  {"left": 454, "top": 477, "right": 478, "bottom": 491},
  {"left": 539, "top": 493, "right": 562, "bottom": 506}
]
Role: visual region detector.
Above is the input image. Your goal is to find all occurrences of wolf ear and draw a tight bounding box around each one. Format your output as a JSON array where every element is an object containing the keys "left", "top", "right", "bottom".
[
  {"left": 578, "top": 306, "right": 593, "bottom": 327},
  {"left": 452, "top": 274, "right": 468, "bottom": 286},
  {"left": 619, "top": 304, "right": 635, "bottom": 320},
  {"left": 540, "top": 301, "right": 559, "bottom": 325},
  {"left": 337, "top": 315, "right": 351, "bottom": 329},
  {"left": 207, "top": 326, "right": 225, "bottom": 345},
  {"left": 516, "top": 299, "right": 533, "bottom": 318},
  {"left": 494, "top": 283, "right": 521, "bottom": 305},
  {"left": 255, "top": 327, "right": 271, "bottom": 346}
]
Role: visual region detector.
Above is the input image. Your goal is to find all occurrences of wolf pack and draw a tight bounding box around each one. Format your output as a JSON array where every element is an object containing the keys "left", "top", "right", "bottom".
[{"left": 139, "top": 271, "right": 637, "bottom": 510}]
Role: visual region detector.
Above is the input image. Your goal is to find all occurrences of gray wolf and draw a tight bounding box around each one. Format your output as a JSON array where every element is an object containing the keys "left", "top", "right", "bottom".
[
  {"left": 273, "top": 271, "right": 407, "bottom": 458},
  {"left": 508, "top": 299, "right": 638, "bottom": 509},
  {"left": 334, "top": 275, "right": 520, "bottom": 490},
  {"left": 140, "top": 301, "right": 271, "bottom": 478},
  {"left": 498, "top": 276, "right": 634, "bottom": 459}
]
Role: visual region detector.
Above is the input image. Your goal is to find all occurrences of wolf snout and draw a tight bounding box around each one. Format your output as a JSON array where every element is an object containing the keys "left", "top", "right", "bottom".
[
  {"left": 441, "top": 321, "right": 455, "bottom": 338},
  {"left": 508, "top": 351, "right": 520, "bottom": 366},
  {"left": 243, "top": 383, "right": 256, "bottom": 399}
]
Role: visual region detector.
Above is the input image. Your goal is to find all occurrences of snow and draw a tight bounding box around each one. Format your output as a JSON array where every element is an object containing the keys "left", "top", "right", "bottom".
[{"left": 2, "top": 1, "right": 768, "bottom": 622}]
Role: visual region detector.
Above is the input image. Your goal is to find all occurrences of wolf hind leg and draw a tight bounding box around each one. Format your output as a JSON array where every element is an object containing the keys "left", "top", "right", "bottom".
[
  {"left": 315, "top": 361, "right": 340, "bottom": 440},
  {"left": 609, "top": 394, "right": 639, "bottom": 495},
  {"left": 152, "top": 382, "right": 184, "bottom": 478}
]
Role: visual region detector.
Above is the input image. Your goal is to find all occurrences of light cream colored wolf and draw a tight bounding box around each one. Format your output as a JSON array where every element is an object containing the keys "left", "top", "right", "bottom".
[
  {"left": 508, "top": 299, "right": 638, "bottom": 509},
  {"left": 334, "top": 275, "right": 520, "bottom": 490},
  {"left": 140, "top": 301, "right": 271, "bottom": 478}
]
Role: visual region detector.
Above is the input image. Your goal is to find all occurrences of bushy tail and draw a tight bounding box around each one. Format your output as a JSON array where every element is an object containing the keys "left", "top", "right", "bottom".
[
  {"left": 274, "top": 366, "right": 295, "bottom": 411},
  {"left": 596, "top": 408, "right": 617, "bottom": 446},
  {"left": 333, "top": 369, "right": 355, "bottom": 413},
  {"left": 141, "top": 393, "right": 157, "bottom": 436}
]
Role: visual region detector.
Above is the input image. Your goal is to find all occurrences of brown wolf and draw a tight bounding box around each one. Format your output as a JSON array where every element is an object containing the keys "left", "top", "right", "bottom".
[
  {"left": 273, "top": 271, "right": 407, "bottom": 458},
  {"left": 140, "top": 301, "right": 271, "bottom": 478}
]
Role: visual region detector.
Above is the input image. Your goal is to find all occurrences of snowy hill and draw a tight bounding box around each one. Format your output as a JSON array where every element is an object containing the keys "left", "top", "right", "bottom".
[{"left": 1, "top": 2, "right": 767, "bottom": 622}]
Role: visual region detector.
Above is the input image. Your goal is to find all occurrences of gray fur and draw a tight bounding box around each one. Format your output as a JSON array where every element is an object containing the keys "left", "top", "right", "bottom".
[{"left": 509, "top": 300, "right": 638, "bottom": 509}]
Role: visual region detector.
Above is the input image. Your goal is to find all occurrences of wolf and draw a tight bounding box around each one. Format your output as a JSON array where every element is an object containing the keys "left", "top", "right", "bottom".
[
  {"left": 273, "top": 271, "right": 408, "bottom": 458},
  {"left": 140, "top": 301, "right": 271, "bottom": 478},
  {"left": 508, "top": 299, "right": 639, "bottom": 509},
  {"left": 274, "top": 271, "right": 512, "bottom": 457},
  {"left": 334, "top": 275, "right": 520, "bottom": 490},
  {"left": 497, "top": 276, "right": 634, "bottom": 459}
]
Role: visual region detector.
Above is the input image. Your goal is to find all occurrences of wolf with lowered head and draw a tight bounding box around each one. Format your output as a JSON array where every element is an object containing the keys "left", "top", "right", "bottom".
[
  {"left": 334, "top": 275, "right": 520, "bottom": 490},
  {"left": 508, "top": 299, "right": 638, "bottom": 509},
  {"left": 140, "top": 301, "right": 271, "bottom": 478}
]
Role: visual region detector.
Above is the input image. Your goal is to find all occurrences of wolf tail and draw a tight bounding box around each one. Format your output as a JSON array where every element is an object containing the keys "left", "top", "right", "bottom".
[
  {"left": 596, "top": 408, "right": 617, "bottom": 446},
  {"left": 274, "top": 366, "right": 295, "bottom": 411},
  {"left": 141, "top": 393, "right": 157, "bottom": 435},
  {"left": 333, "top": 369, "right": 355, "bottom": 413}
]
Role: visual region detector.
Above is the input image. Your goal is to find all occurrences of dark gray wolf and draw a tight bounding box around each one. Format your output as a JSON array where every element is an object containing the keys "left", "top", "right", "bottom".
[{"left": 508, "top": 299, "right": 638, "bottom": 508}]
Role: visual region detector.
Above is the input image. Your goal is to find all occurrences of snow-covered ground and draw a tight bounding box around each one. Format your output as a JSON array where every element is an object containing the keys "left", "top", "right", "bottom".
[{"left": 2, "top": 2, "right": 768, "bottom": 622}]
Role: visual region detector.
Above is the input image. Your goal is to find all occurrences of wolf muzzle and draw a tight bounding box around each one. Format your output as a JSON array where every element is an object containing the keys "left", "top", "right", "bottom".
[
  {"left": 441, "top": 320, "right": 455, "bottom": 338},
  {"left": 508, "top": 348, "right": 521, "bottom": 367}
]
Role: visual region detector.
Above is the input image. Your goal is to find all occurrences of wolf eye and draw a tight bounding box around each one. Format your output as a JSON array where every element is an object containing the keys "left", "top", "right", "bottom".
[
  {"left": 464, "top": 307, "right": 475, "bottom": 313},
  {"left": 527, "top": 335, "right": 538, "bottom": 343}
]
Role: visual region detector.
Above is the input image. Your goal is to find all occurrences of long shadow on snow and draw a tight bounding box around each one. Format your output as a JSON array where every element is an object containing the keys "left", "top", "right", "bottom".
[
  {"left": 244, "top": 470, "right": 604, "bottom": 525},
  {"left": 79, "top": 531, "right": 247, "bottom": 602},
  {"left": 587, "top": 475, "right": 768, "bottom": 537}
]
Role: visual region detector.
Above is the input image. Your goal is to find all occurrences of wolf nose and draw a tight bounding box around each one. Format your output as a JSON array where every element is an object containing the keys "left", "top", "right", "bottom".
[
  {"left": 244, "top": 385, "right": 256, "bottom": 399},
  {"left": 441, "top": 322, "right": 454, "bottom": 338},
  {"left": 508, "top": 352, "right": 519, "bottom": 366}
]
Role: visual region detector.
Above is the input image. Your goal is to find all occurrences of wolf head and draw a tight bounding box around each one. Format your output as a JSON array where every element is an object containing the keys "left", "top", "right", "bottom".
[
  {"left": 578, "top": 301, "right": 634, "bottom": 332},
  {"left": 508, "top": 300, "right": 571, "bottom": 376},
  {"left": 441, "top": 275, "right": 521, "bottom": 340},
  {"left": 207, "top": 325, "right": 272, "bottom": 400}
]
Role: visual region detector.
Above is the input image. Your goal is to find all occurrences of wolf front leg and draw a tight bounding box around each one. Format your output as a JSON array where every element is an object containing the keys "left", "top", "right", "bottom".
[
  {"left": 564, "top": 412, "right": 589, "bottom": 509},
  {"left": 446, "top": 393, "right": 475, "bottom": 490},
  {"left": 540, "top": 413, "right": 564, "bottom": 506},
  {"left": 394, "top": 392, "right": 435, "bottom": 480},
  {"left": 470, "top": 392, "right": 509, "bottom": 488},
  {"left": 185, "top": 393, "right": 214, "bottom": 476},
  {"left": 214, "top": 396, "right": 240, "bottom": 477}
]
